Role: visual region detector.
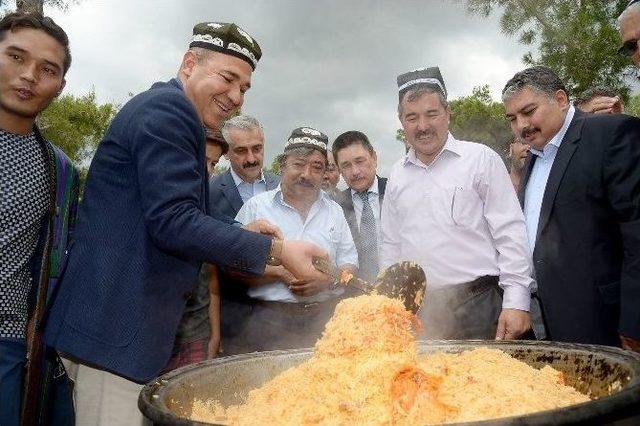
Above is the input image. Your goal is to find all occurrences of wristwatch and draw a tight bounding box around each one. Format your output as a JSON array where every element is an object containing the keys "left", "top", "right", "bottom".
[{"left": 266, "top": 238, "right": 283, "bottom": 266}]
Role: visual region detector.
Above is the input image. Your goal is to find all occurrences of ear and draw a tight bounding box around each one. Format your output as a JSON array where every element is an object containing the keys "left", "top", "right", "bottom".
[
  {"left": 554, "top": 89, "right": 569, "bottom": 109},
  {"left": 180, "top": 51, "right": 198, "bottom": 78}
]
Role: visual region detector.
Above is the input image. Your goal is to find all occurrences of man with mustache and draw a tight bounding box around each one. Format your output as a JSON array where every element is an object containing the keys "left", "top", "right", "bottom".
[
  {"left": 208, "top": 114, "right": 280, "bottom": 355},
  {"left": 210, "top": 114, "right": 279, "bottom": 217},
  {"left": 503, "top": 66, "right": 640, "bottom": 351},
  {"left": 381, "top": 67, "right": 535, "bottom": 340},
  {"left": 0, "top": 12, "right": 76, "bottom": 425},
  {"left": 619, "top": 0, "right": 640, "bottom": 70},
  {"left": 332, "top": 130, "right": 387, "bottom": 283},
  {"left": 234, "top": 127, "right": 358, "bottom": 351},
  {"left": 44, "top": 23, "right": 329, "bottom": 425}
]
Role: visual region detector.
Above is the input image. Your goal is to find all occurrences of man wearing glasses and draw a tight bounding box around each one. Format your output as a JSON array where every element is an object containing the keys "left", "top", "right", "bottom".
[{"left": 619, "top": 0, "right": 640, "bottom": 69}]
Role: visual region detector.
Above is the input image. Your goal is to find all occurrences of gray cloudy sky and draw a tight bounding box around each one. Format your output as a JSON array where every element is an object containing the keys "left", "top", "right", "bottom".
[{"left": 42, "top": 0, "right": 529, "bottom": 175}]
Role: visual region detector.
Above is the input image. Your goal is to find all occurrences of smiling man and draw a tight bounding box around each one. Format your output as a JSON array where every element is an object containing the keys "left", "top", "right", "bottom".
[
  {"left": 503, "top": 66, "right": 640, "bottom": 350},
  {"left": 381, "top": 67, "right": 534, "bottom": 341},
  {"left": 234, "top": 127, "right": 357, "bottom": 352},
  {"left": 44, "top": 22, "right": 328, "bottom": 425}
]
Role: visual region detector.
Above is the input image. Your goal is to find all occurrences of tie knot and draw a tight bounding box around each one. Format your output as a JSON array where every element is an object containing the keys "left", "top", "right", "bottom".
[{"left": 357, "top": 191, "right": 369, "bottom": 202}]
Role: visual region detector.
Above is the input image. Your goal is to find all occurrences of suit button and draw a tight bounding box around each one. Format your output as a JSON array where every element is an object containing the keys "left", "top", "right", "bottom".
[{"left": 183, "top": 292, "right": 191, "bottom": 300}]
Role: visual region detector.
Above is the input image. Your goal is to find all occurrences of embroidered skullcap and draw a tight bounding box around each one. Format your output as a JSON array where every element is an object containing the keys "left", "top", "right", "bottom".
[
  {"left": 397, "top": 66, "right": 447, "bottom": 99},
  {"left": 285, "top": 127, "right": 328, "bottom": 155},
  {"left": 190, "top": 22, "right": 261, "bottom": 70}
]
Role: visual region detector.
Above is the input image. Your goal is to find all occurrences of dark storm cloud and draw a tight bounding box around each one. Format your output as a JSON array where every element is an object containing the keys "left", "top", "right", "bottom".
[{"left": 47, "top": 0, "right": 528, "bottom": 175}]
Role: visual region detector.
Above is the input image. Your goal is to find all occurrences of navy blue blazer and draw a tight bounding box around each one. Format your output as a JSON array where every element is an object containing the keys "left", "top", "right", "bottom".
[
  {"left": 45, "top": 79, "right": 271, "bottom": 382},
  {"left": 208, "top": 169, "right": 280, "bottom": 219}
]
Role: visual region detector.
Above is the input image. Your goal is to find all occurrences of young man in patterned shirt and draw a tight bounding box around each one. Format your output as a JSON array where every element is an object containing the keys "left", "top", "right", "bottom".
[{"left": 0, "top": 12, "right": 77, "bottom": 426}]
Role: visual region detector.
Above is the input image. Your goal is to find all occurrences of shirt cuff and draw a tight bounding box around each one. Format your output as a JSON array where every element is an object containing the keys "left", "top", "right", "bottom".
[{"left": 501, "top": 283, "right": 531, "bottom": 312}]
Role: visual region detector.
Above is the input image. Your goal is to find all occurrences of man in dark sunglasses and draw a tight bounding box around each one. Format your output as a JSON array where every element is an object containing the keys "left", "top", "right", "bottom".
[{"left": 618, "top": 0, "right": 640, "bottom": 68}]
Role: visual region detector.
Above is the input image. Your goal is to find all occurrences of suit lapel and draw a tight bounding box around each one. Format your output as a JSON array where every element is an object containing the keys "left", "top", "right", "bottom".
[
  {"left": 377, "top": 176, "right": 387, "bottom": 205},
  {"left": 535, "top": 113, "right": 584, "bottom": 241},
  {"left": 220, "top": 171, "right": 244, "bottom": 215},
  {"left": 518, "top": 154, "right": 536, "bottom": 206},
  {"left": 340, "top": 188, "right": 360, "bottom": 245}
]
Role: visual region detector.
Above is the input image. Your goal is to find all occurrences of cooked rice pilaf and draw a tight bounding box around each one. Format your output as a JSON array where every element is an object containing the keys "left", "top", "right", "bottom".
[{"left": 191, "top": 295, "right": 589, "bottom": 425}]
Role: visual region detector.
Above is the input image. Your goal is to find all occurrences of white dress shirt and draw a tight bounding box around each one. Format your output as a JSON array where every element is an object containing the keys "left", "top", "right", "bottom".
[
  {"left": 380, "top": 134, "right": 534, "bottom": 312},
  {"left": 524, "top": 105, "right": 575, "bottom": 252},
  {"left": 236, "top": 188, "right": 358, "bottom": 303},
  {"left": 230, "top": 167, "right": 267, "bottom": 203},
  {"left": 350, "top": 176, "right": 382, "bottom": 245}
]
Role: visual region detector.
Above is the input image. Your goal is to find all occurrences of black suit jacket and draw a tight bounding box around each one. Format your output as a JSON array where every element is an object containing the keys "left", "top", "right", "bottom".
[
  {"left": 519, "top": 110, "right": 640, "bottom": 345},
  {"left": 337, "top": 177, "right": 387, "bottom": 278}
]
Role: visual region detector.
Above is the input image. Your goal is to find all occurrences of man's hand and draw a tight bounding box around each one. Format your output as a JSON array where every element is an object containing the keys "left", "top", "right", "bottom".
[
  {"left": 579, "top": 96, "right": 623, "bottom": 115},
  {"left": 495, "top": 308, "right": 531, "bottom": 340},
  {"left": 620, "top": 334, "right": 640, "bottom": 353},
  {"left": 289, "top": 278, "right": 332, "bottom": 297},
  {"left": 508, "top": 139, "right": 529, "bottom": 173},
  {"left": 273, "top": 265, "right": 300, "bottom": 286},
  {"left": 243, "top": 219, "right": 283, "bottom": 239},
  {"left": 280, "top": 240, "right": 329, "bottom": 283}
]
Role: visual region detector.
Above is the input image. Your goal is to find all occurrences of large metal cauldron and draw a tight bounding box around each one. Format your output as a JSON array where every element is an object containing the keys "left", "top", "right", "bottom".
[{"left": 139, "top": 340, "right": 640, "bottom": 425}]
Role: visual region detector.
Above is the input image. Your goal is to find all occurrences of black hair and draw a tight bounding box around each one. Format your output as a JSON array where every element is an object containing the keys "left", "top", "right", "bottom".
[
  {"left": 0, "top": 12, "right": 71, "bottom": 75},
  {"left": 332, "top": 130, "right": 375, "bottom": 164}
]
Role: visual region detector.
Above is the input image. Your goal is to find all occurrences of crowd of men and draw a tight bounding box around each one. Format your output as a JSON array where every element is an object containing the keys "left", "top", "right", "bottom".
[{"left": 1, "top": 1, "right": 640, "bottom": 424}]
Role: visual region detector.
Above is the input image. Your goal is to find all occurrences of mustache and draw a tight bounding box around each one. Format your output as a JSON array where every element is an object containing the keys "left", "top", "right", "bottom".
[
  {"left": 294, "top": 178, "right": 315, "bottom": 188},
  {"left": 415, "top": 129, "right": 437, "bottom": 139},
  {"left": 520, "top": 127, "right": 540, "bottom": 139},
  {"left": 242, "top": 161, "right": 260, "bottom": 169}
]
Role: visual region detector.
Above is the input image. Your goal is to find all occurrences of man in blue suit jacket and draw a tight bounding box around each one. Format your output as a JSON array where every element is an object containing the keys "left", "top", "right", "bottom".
[
  {"left": 208, "top": 115, "right": 280, "bottom": 355},
  {"left": 44, "top": 22, "right": 327, "bottom": 425}
]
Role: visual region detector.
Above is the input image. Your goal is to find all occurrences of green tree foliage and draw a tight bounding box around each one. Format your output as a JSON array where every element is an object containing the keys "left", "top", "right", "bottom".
[
  {"left": 396, "top": 86, "right": 512, "bottom": 159},
  {"left": 265, "top": 156, "right": 282, "bottom": 176},
  {"left": 449, "top": 85, "right": 512, "bottom": 157},
  {"left": 627, "top": 93, "right": 640, "bottom": 118},
  {"left": 212, "top": 165, "right": 229, "bottom": 176},
  {"left": 461, "top": 0, "right": 634, "bottom": 100},
  {"left": 38, "top": 91, "right": 117, "bottom": 166},
  {"left": 12, "top": 0, "right": 78, "bottom": 14}
]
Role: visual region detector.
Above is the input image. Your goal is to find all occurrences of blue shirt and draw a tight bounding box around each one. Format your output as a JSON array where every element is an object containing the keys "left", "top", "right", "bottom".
[
  {"left": 230, "top": 167, "right": 267, "bottom": 203},
  {"left": 236, "top": 188, "right": 358, "bottom": 303},
  {"left": 524, "top": 105, "right": 575, "bottom": 252}
]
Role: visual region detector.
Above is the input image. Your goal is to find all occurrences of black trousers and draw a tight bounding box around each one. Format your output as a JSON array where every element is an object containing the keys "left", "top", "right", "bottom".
[
  {"left": 225, "top": 298, "right": 338, "bottom": 353},
  {"left": 420, "top": 276, "right": 503, "bottom": 340}
]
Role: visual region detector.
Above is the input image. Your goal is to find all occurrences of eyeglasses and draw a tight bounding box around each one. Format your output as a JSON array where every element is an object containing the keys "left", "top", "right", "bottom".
[{"left": 618, "top": 39, "right": 639, "bottom": 57}]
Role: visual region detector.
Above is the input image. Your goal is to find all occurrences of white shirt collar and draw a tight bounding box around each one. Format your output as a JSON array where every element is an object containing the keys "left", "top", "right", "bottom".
[
  {"left": 230, "top": 166, "right": 265, "bottom": 187},
  {"left": 403, "top": 132, "right": 461, "bottom": 168},
  {"left": 272, "top": 185, "right": 329, "bottom": 208},
  {"left": 530, "top": 105, "right": 575, "bottom": 157},
  {"left": 350, "top": 175, "right": 379, "bottom": 197}
]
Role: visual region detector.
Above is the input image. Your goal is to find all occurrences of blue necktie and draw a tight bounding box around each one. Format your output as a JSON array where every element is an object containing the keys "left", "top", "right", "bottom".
[{"left": 357, "top": 191, "right": 379, "bottom": 282}]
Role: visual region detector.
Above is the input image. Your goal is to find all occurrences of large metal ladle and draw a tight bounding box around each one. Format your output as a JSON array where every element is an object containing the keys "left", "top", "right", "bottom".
[{"left": 312, "top": 257, "right": 426, "bottom": 314}]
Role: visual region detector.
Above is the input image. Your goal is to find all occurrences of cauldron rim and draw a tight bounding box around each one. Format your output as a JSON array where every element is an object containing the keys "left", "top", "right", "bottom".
[{"left": 139, "top": 340, "right": 640, "bottom": 426}]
